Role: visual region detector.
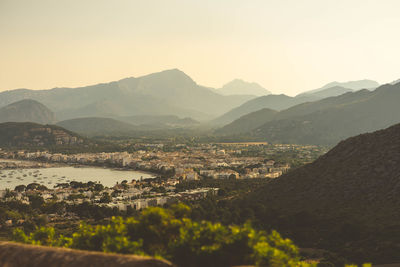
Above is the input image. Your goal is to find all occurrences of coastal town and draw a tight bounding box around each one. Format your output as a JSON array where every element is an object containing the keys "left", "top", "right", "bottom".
[
  {"left": 0, "top": 142, "right": 326, "bottom": 227},
  {"left": 0, "top": 142, "right": 325, "bottom": 180}
]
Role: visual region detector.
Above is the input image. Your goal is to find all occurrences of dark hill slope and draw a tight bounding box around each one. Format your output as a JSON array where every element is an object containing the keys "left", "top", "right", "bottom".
[
  {"left": 255, "top": 123, "right": 400, "bottom": 221},
  {"left": 211, "top": 94, "right": 313, "bottom": 126},
  {"left": 215, "top": 108, "right": 278, "bottom": 134},
  {"left": 0, "top": 122, "right": 87, "bottom": 147},
  {"left": 0, "top": 99, "right": 56, "bottom": 124},
  {"left": 248, "top": 123, "right": 400, "bottom": 263}
]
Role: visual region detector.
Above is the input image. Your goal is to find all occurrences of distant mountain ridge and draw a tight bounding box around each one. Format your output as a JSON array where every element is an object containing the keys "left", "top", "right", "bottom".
[
  {"left": 297, "top": 86, "right": 353, "bottom": 99},
  {"left": 217, "top": 79, "right": 271, "bottom": 96},
  {"left": 251, "top": 83, "right": 400, "bottom": 144},
  {"left": 0, "top": 99, "right": 56, "bottom": 124},
  {"left": 211, "top": 94, "right": 316, "bottom": 126},
  {"left": 391, "top": 78, "right": 400, "bottom": 85},
  {"left": 297, "top": 79, "right": 379, "bottom": 98},
  {"left": 0, "top": 69, "right": 254, "bottom": 121},
  {"left": 212, "top": 80, "right": 379, "bottom": 127}
]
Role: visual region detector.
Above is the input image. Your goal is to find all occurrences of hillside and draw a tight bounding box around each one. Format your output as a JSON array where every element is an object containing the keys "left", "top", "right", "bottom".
[
  {"left": 296, "top": 86, "right": 353, "bottom": 99},
  {"left": 0, "top": 122, "right": 86, "bottom": 147},
  {"left": 0, "top": 99, "right": 56, "bottom": 124},
  {"left": 252, "top": 83, "right": 400, "bottom": 145},
  {"left": 217, "top": 79, "right": 271, "bottom": 96},
  {"left": 212, "top": 80, "right": 381, "bottom": 127},
  {"left": 56, "top": 117, "right": 139, "bottom": 136},
  {"left": 0, "top": 69, "right": 254, "bottom": 121},
  {"left": 215, "top": 108, "right": 277, "bottom": 135},
  {"left": 246, "top": 123, "right": 400, "bottom": 263},
  {"left": 211, "top": 94, "right": 312, "bottom": 126}
]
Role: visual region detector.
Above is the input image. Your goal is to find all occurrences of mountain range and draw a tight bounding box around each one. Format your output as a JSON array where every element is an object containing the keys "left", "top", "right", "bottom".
[
  {"left": 2, "top": 70, "right": 396, "bottom": 146},
  {"left": 0, "top": 69, "right": 254, "bottom": 121},
  {"left": 212, "top": 79, "right": 381, "bottom": 126},
  {"left": 216, "top": 82, "right": 400, "bottom": 145},
  {"left": 297, "top": 79, "right": 379, "bottom": 97}
]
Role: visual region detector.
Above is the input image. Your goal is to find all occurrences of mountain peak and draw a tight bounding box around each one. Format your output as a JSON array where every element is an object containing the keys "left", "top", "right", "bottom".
[
  {"left": 139, "top": 68, "right": 196, "bottom": 87},
  {"left": 218, "top": 79, "right": 271, "bottom": 96},
  {"left": 0, "top": 99, "right": 56, "bottom": 124},
  {"left": 320, "top": 79, "right": 379, "bottom": 90}
]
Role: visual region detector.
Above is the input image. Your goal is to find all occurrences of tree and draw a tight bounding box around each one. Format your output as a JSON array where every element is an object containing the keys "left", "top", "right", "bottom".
[
  {"left": 93, "top": 183, "right": 104, "bottom": 192},
  {"left": 99, "top": 192, "right": 112, "bottom": 203},
  {"left": 14, "top": 185, "right": 26, "bottom": 192},
  {"left": 29, "top": 194, "right": 44, "bottom": 210}
]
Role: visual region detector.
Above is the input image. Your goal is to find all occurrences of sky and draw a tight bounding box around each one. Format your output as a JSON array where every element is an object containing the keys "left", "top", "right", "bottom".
[{"left": 1, "top": 0, "right": 400, "bottom": 95}]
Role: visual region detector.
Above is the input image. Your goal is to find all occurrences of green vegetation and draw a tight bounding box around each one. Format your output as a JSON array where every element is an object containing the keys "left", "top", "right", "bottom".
[{"left": 13, "top": 204, "right": 313, "bottom": 267}]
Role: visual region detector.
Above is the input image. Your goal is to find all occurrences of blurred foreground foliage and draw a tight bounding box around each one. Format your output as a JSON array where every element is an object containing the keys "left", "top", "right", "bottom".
[{"left": 13, "top": 203, "right": 314, "bottom": 267}]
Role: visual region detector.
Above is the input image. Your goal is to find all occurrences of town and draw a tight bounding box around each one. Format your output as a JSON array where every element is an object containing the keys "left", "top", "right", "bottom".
[
  {"left": 0, "top": 142, "right": 326, "bottom": 228},
  {"left": 0, "top": 142, "right": 325, "bottom": 180}
]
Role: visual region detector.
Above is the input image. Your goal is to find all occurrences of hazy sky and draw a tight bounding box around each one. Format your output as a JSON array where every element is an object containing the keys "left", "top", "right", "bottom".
[{"left": 1, "top": 0, "right": 400, "bottom": 95}]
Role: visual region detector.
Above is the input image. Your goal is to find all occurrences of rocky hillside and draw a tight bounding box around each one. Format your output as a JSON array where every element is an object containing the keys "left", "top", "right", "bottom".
[{"left": 0, "top": 99, "right": 56, "bottom": 124}]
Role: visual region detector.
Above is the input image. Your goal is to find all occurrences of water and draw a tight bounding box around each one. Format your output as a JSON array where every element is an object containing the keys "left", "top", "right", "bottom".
[{"left": 0, "top": 160, "right": 154, "bottom": 190}]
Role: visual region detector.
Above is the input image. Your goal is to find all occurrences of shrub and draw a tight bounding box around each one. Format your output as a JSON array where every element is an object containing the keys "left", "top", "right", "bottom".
[{"left": 13, "top": 204, "right": 313, "bottom": 267}]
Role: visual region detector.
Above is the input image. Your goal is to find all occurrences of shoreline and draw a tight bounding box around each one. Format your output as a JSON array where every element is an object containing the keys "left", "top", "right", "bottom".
[{"left": 0, "top": 158, "right": 157, "bottom": 177}]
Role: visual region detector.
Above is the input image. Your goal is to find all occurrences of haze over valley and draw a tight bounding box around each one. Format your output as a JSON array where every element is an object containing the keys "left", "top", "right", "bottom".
[{"left": 1, "top": 69, "right": 399, "bottom": 147}]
